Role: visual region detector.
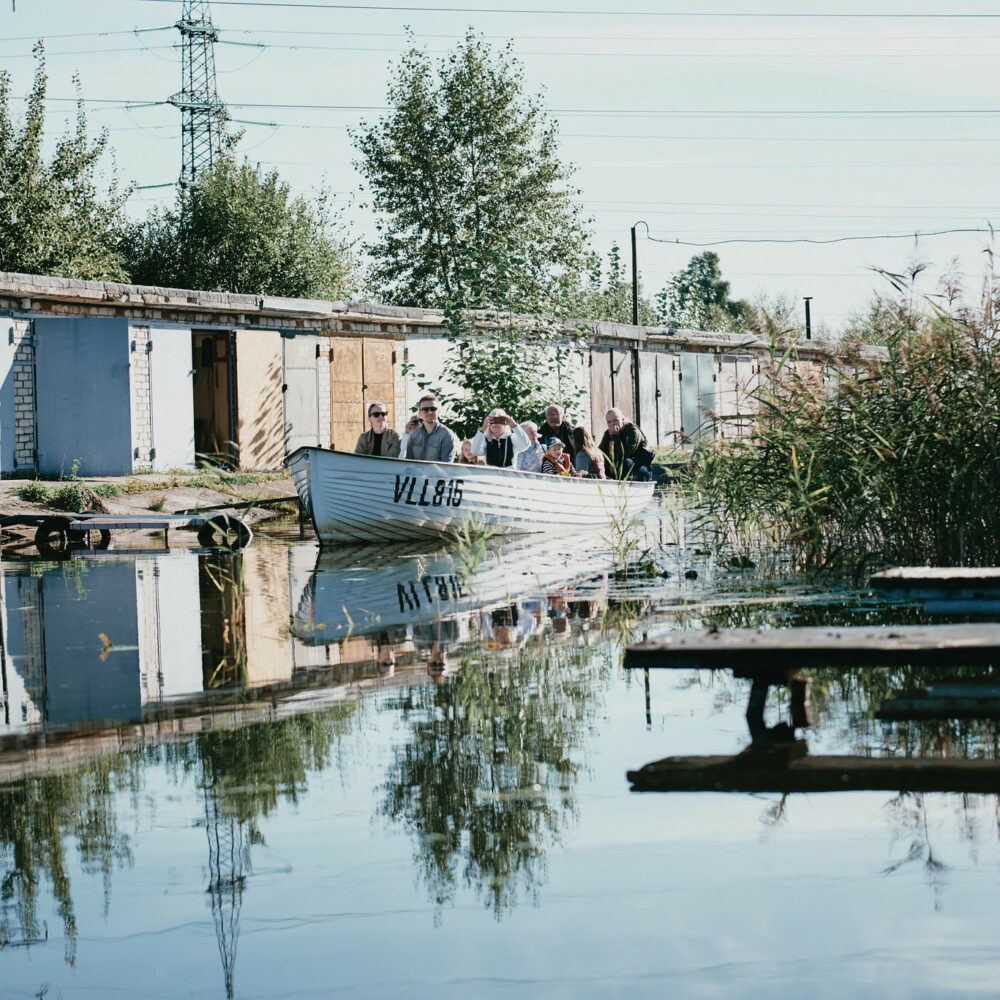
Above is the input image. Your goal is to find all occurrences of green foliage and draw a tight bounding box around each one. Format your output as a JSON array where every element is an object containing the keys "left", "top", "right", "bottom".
[
  {"left": 657, "top": 251, "right": 750, "bottom": 332},
  {"left": 408, "top": 245, "right": 588, "bottom": 438},
  {"left": 352, "top": 29, "right": 591, "bottom": 310},
  {"left": 0, "top": 44, "right": 131, "bottom": 280},
  {"left": 121, "top": 156, "right": 354, "bottom": 298},
  {"left": 17, "top": 480, "right": 52, "bottom": 504},
  {"left": 688, "top": 267, "right": 1000, "bottom": 568},
  {"left": 569, "top": 243, "right": 657, "bottom": 324}
]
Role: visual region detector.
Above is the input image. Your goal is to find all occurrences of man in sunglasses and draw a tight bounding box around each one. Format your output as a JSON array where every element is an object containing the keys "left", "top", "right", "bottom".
[
  {"left": 354, "top": 400, "right": 401, "bottom": 457},
  {"left": 403, "top": 393, "right": 456, "bottom": 463}
]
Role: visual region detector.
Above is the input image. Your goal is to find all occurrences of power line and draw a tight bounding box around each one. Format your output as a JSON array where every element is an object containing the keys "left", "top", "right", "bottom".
[
  {"left": 131, "top": 1, "right": 1000, "bottom": 18},
  {"left": 3, "top": 26, "right": 173, "bottom": 41},
  {"left": 643, "top": 227, "right": 993, "bottom": 247},
  {"left": 212, "top": 37, "right": 1000, "bottom": 57},
  {"left": 0, "top": 44, "right": 176, "bottom": 58},
  {"left": 218, "top": 27, "right": 1000, "bottom": 41},
  {"left": 19, "top": 96, "right": 1000, "bottom": 119}
]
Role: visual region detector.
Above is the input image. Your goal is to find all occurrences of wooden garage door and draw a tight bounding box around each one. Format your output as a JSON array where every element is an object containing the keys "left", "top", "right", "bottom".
[
  {"left": 235, "top": 329, "right": 284, "bottom": 470},
  {"left": 329, "top": 337, "right": 364, "bottom": 451},
  {"left": 329, "top": 337, "right": 397, "bottom": 451},
  {"left": 590, "top": 347, "right": 614, "bottom": 434},
  {"left": 363, "top": 338, "right": 395, "bottom": 416}
]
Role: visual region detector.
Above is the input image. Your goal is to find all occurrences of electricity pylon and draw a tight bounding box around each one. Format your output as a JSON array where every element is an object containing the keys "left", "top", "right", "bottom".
[{"left": 169, "top": 1, "right": 227, "bottom": 188}]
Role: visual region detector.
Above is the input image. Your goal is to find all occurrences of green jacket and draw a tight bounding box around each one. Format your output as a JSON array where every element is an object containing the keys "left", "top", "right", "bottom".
[{"left": 354, "top": 427, "right": 401, "bottom": 457}]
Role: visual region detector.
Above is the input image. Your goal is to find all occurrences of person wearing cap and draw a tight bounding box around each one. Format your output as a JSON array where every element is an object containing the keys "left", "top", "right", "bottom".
[
  {"left": 354, "top": 401, "right": 401, "bottom": 457},
  {"left": 540, "top": 437, "right": 572, "bottom": 475},
  {"left": 404, "top": 394, "right": 456, "bottom": 462},
  {"left": 470, "top": 409, "right": 531, "bottom": 468}
]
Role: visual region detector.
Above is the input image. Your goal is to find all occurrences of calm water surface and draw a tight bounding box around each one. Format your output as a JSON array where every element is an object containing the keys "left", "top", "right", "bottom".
[{"left": 2, "top": 511, "right": 999, "bottom": 999}]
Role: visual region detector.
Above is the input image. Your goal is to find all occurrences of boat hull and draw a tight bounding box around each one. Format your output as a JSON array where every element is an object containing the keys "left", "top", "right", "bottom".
[{"left": 287, "top": 447, "right": 657, "bottom": 543}]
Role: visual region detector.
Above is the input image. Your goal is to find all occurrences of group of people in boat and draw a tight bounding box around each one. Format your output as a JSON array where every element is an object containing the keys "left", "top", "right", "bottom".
[{"left": 354, "top": 394, "right": 654, "bottom": 481}]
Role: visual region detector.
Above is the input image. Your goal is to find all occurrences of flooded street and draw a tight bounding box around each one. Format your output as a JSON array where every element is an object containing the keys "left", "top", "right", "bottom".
[{"left": 3, "top": 506, "right": 1000, "bottom": 999}]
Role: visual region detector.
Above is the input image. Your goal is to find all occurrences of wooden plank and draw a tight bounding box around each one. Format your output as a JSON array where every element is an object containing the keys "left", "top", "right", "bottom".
[
  {"left": 234, "top": 329, "right": 284, "bottom": 471},
  {"left": 627, "top": 750, "right": 1000, "bottom": 794},
  {"left": 871, "top": 566, "right": 1000, "bottom": 591},
  {"left": 589, "top": 347, "right": 614, "bottom": 433},
  {"left": 624, "top": 624, "right": 1000, "bottom": 671},
  {"left": 329, "top": 336, "right": 364, "bottom": 451},
  {"left": 610, "top": 347, "right": 634, "bottom": 419},
  {"left": 637, "top": 350, "right": 659, "bottom": 445},
  {"left": 878, "top": 683, "right": 1000, "bottom": 720},
  {"left": 655, "top": 354, "right": 677, "bottom": 447},
  {"left": 362, "top": 337, "right": 396, "bottom": 425}
]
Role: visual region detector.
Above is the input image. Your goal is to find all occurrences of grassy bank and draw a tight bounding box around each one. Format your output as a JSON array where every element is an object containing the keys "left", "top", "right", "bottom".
[
  {"left": 687, "top": 272, "right": 1000, "bottom": 569},
  {"left": 15, "top": 468, "right": 288, "bottom": 513}
]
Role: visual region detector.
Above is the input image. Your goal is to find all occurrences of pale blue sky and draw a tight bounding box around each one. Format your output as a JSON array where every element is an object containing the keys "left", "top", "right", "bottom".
[{"left": 3, "top": 0, "right": 1000, "bottom": 329}]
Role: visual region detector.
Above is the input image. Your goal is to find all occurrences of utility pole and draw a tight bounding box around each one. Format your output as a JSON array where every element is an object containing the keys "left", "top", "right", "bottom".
[
  {"left": 630, "top": 220, "right": 649, "bottom": 327},
  {"left": 803, "top": 296, "right": 813, "bottom": 340},
  {"left": 169, "top": 1, "right": 227, "bottom": 189}
]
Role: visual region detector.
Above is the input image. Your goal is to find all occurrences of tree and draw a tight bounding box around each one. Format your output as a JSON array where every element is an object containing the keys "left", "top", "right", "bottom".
[
  {"left": 0, "top": 45, "right": 131, "bottom": 281},
  {"left": 122, "top": 157, "right": 354, "bottom": 298},
  {"left": 657, "top": 251, "right": 750, "bottom": 332},
  {"left": 571, "top": 243, "right": 657, "bottom": 324},
  {"left": 404, "top": 245, "right": 588, "bottom": 439},
  {"left": 352, "top": 30, "right": 591, "bottom": 311}
]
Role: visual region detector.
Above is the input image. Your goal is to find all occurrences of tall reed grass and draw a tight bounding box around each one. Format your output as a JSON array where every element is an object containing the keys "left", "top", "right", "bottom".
[{"left": 688, "top": 268, "right": 1000, "bottom": 569}]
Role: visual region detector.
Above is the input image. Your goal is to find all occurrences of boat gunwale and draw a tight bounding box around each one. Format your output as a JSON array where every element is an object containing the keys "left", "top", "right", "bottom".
[{"left": 285, "top": 445, "right": 658, "bottom": 490}]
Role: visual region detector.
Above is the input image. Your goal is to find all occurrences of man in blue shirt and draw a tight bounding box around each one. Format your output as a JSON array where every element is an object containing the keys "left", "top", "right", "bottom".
[{"left": 404, "top": 394, "right": 456, "bottom": 463}]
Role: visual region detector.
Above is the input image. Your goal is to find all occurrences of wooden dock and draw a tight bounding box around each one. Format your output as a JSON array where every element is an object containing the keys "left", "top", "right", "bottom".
[
  {"left": 877, "top": 683, "right": 1000, "bottom": 721},
  {"left": 624, "top": 624, "right": 1000, "bottom": 673},
  {"left": 869, "top": 566, "right": 1000, "bottom": 614},
  {"left": 627, "top": 748, "right": 1000, "bottom": 794},
  {"left": 870, "top": 566, "right": 1000, "bottom": 592}
]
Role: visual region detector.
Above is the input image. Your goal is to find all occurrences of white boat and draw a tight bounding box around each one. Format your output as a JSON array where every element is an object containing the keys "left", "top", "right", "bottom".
[{"left": 287, "top": 447, "right": 658, "bottom": 544}]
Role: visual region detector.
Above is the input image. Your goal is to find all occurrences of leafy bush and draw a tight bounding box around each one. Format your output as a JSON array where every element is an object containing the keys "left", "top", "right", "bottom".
[{"left": 18, "top": 481, "right": 54, "bottom": 504}]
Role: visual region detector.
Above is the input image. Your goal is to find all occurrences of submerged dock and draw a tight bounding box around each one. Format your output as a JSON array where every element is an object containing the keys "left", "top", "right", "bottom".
[{"left": 627, "top": 750, "right": 1000, "bottom": 794}]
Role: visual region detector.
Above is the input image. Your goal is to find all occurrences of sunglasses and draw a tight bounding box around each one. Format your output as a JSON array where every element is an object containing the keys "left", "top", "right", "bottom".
[
  {"left": 420, "top": 406, "right": 438, "bottom": 412},
  {"left": 369, "top": 411, "right": 387, "bottom": 418}
]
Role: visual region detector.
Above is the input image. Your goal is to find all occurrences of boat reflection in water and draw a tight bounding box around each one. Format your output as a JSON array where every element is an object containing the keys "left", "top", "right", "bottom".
[
  {"left": 0, "top": 537, "right": 621, "bottom": 994},
  {"left": 294, "top": 536, "right": 613, "bottom": 676},
  {"left": 0, "top": 536, "right": 614, "bottom": 749}
]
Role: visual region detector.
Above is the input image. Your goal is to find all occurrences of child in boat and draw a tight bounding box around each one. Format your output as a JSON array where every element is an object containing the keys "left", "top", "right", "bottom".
[
  {"left": 458, "top": 439, "right": 485, "bottom": 465},
  {"left": 540, "top": 438, "right": 572, "bottom": 475},
  {"left": 573, "top": 425, "right": 606, "bottom": 479}
]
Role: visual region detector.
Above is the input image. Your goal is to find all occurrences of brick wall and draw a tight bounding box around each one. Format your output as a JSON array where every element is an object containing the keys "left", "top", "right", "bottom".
[
  {"left": 12, "top": 319, "right": 35, "bottom": 470},
  {"left": 130, "top": 325, "right": 152, "bottom": 467}
]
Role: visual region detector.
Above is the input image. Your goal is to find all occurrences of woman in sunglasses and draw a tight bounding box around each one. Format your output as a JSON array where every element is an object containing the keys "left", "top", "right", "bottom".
[{"left": 354, "top": 401, "right": 401, "bottom": 457}]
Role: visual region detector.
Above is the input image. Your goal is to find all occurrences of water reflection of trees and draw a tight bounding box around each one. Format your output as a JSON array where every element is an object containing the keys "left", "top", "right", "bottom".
[
  {"left": 379, "top": 637, "right": 611, "bottom": 917},
  {"left": 0, "top": 701, "right": 361, "bottom": 976},
  {"left": 0, "top": 753, "right": 141, "bottom": 965}
]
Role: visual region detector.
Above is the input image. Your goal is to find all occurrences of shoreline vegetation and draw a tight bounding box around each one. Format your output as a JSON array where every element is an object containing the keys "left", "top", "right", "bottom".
[{"left": 685, "top": 267, "right": 1000, "bottom": 571}]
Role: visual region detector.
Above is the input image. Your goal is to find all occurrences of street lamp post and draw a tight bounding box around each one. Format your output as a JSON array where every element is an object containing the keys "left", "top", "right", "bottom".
[
  {"left": 803, "top": 296, "right": 813, "bottom": 340},
  {"left": 631, "top": 220, "right": 649, "bottom": 327}
]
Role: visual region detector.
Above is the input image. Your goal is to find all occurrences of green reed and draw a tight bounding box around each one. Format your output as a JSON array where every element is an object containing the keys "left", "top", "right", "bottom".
[{"left": 686, "top": 271, "right": 1000, "bottom": 570}]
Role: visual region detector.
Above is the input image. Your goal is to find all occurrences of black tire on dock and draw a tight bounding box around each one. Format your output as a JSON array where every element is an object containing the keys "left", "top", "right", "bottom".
[
  {"left": 35, "top": 515, "right": 74, "bottom": 557},
  {"left": 197, "top": 515, "right": 252, "bottom": 549}
]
